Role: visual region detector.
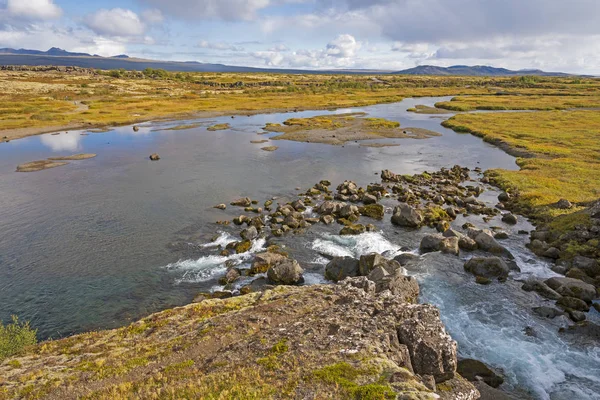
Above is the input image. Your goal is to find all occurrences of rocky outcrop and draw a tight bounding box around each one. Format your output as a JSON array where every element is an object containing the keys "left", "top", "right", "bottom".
[{"left": 0, "top": 282, "right": 478, "bottom": 399}]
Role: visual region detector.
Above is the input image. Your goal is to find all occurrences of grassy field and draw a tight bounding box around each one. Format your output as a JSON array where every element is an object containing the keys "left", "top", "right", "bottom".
[
  {"left": 443, "top": 110, "right": 600, "bottom": 222},
  {"left": 435, "top": 95, "right": 600, "bottom": 111},
  {"left": 3, "top": 69, "right": 600, "bottom": 142}
]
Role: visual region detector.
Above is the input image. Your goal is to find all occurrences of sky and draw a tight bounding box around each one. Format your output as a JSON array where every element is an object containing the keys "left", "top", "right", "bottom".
[{"left": 1, "top": 0, "right": 600, "bottom": 73}]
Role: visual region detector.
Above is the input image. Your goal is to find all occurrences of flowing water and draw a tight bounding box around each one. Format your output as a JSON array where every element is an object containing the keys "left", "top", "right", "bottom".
[{"left": 0, "top": 97, "right": 598, "bottom": 399}]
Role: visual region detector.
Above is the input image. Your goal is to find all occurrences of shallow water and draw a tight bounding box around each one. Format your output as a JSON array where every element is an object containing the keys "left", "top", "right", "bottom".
[{"left": 1, "top": 97, "right": 598, "bottom": 399}]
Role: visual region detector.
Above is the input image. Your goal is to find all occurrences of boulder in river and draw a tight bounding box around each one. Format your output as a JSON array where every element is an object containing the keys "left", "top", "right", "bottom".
[
  {"left": 544, "top": 277, "right": 597, "bottom": 303},
  {"left": 501, "top": 213, "right": 518, "bottom": 224},
  {"left": 457, "top": 359, "right": 504, "bottom": 388},
  {"left": 391, "top": 203, "right": 423, "bottom": 228},
  {"left": 464, "top": 257, "right": 509, "bottom": 281},
  {"left": 267, "top": 259, "right": 304, "bottom": 285},
  {"left": 251, "top": 252, "right": 288, "bottom": 275},
  {"left": 358, "top": 204, "right": 384, "bottom": 220},
  {"left": 419, "top": 234, "right": 459, "bottom": 256},
  {"left": 231, "top": 197, "right": 252, "bottom": 207},
  {"left": 358, "top": 253, "right": 404, "bottom": 276},
  {"left": 325, "top": 256, "right": 359, "bottom": 282},
  {"left": 149, "top": 153, "right": 160, "bottom": 161},
  {"left": 240, "top": 226, "right": 258, "bottom": 241}
]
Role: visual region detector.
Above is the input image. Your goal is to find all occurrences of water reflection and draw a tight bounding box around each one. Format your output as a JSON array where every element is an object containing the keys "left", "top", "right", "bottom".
[{"left": 40, "top": 132, "right": 81, "bottom": 152}]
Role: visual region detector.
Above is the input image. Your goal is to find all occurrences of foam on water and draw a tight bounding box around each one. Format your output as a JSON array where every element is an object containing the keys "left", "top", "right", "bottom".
[
  {"left": 166, "top": 237, "right": 266, "bottom": 284},
  {"left": 310, "top": 231, "right": 403, "bottom": 259},
  {"left": 309, "top": 231, "right": 600, "bottom": 399}
]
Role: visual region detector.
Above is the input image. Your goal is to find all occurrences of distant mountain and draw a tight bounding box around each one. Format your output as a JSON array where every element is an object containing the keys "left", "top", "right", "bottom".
[
  {"left": 0, "top": 47, "right": 95, "bottom": 58},
  {"left": 0, "top": 47, "right": 577, "bottom": 76},
  {"left": 394, "top": 65, "right": 570, "bottom": 77}
]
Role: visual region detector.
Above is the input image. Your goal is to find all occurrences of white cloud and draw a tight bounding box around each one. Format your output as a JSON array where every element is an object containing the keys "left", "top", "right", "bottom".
[
  {"left": 139, "top": 0, "right": 271, "bottom": 21},
  {"left": 5, "top": 0, "right": 62, "bottom": 20},
  {"left": 141, "top": 9, "right": 164, "bottom": 24},
  {"left": 267, "top": 44, "right": 289, "bottom": 52},
  {"left": 85, "top": 9, "right": 145, "bottom": 37},
  {"left": 326, "top": 34, "right": 359, "bottom": 58},
  {"left": 198, "top": 40, "right": 244, "bottom": 51}
]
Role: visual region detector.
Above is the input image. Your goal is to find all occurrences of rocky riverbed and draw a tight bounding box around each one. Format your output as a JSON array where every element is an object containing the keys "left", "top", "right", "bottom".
[{"left": 181, "top": 164, "right": 600, "bottom": 399}]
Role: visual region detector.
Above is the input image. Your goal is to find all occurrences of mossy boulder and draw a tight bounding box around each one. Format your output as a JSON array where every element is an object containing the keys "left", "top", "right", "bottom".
[{"left": 359, "top": 204, "right": 385, "bottom": 220}]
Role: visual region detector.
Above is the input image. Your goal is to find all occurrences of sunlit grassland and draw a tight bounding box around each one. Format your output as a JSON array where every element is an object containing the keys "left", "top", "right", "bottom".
[
  {"left": 436, "top": 95, "right": 600, "bottom": 111},
  {"left": 443, "top": 110, "right": 600, "bottom": 221},
  {"left": 2, "top": 70, "right": 600, "bottom": 135}
]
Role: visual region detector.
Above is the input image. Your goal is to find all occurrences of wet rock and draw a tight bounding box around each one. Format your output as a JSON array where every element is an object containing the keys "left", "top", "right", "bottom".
[
  {"left": 250, "top": 252, "right": 288, "bottom": 275},
  {"left": 320, "top": 215, "right": 335, "bottom": 225},
  {"left": 501, "top": 213, "right": 518, "bottom": 225},
  {"left": 291, "top": 199, "right": 306, "bottom": 211},
  {"left": 494, "top": 231, "right": 509, "bottom": 240},
  {"left": 214, "top": 204, "right": 227, "bottom": 210},
  {"left": 325, "top": 256, "right": 360, "bottom": 282},
  {"left": 340, "top": 224, "right": 366, "bottom": 235},
  {"left": 133, "top": 125, "right": 140, "bottom": 132},
  {"left": 397, "top": 308, "right": 457, "bottom": 383},
  {"left": 468, "top": 229, "right": 512, "bottom": 258},
  {"left": 394, "top": 253, "right": 421, "bottom": 267},
  {"left": 231, "top": 197, "right": 252, "bottom": 207},
  {"left": 358, "top": 204, "right": 384, "bottom": 220},
  {"left": 339, "top": 204, "right": 359, "bottom": 219},
  {"left": 419, "top": 234, "right": 459, "bottom": 256},
  {"left": 533, "top": 306, "right": 564, "bottom": 319},
  {"left": 267, "top": 259, "right": 304, "bottom": 285},
  {"left": 358, "top": 253, "right": 404, "bottom": 276},
  {"left": 381, "top": 169, "right": 400, "bottom": 182},
  {"left": 544, "top": 277, "right": 597, "bottom": 302},
  {"left": 283, "top": 215, "right": 301, "bottom": 229},
  {"left": 498, "top": 192, "right": 510, "bottom": 202},
  {"left": 219, "top": 268, "right": 241, "bottom": 285},
  {"left": 542, "top": 247, "right": 561, "bottom": 259},
  {"left": 464, "top": 257, "right": 509, "bottom": 281},
  {"left": 233, "top": 215, "right": 249, "bottom": 225},
  {"left": 572, "top": 256, "right": 600, "bottom": 278},
  {"left": 521, "top": 279, "right": 562, "bottom": 300},
  {"left": 240, "top": 226, "right": 258, "bottom": 241},
  {"left": 362, "top": 193, "right": 378, "bottom": 205},
  {"left": 149, "top": 153, "right": 160, "bottom": 161},
  {"left": 567, "top": 309, "right": 586, "bottom": 322},
  {"left": 392, "top": 203, "right": 423, "bottom": 228},
  {"left": 457, "top": 359, "right": 504, "bottom": 388},
  {"left": 557, "top": 296, "right": 590, "bottom": 312},
  {"left": 565, "top": 268, "right": 596, "bottom": 285},
  {"left": 234, "top": 240, "right": 252, "bottom": 254}
]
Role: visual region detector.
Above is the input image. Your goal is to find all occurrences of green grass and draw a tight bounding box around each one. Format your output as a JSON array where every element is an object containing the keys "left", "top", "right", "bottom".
[
  {"left": 0, "top": 316, "right": 37, "bottom": 361},
  {"left": 443, "top": 110, "right": 600, "bottom": 222}
]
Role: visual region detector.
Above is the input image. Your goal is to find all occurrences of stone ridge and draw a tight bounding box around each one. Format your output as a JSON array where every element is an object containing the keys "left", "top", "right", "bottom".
[{"left": 0, "top": 279, "right": 478, "bottom": 399}]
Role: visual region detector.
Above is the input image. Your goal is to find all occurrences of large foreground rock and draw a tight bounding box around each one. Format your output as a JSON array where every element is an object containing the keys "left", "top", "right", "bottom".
[{"left": 0, "top": 280, "right": 478, "bottom": 399}]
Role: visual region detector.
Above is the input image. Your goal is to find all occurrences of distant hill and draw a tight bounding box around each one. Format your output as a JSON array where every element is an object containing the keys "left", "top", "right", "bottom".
[
  {"left": 0, "top": 48, "right": 576, "bottom": 76},
  {"left": 394, "top": 65, "right": 570, "bottom": 77}
]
